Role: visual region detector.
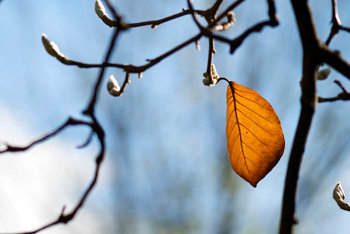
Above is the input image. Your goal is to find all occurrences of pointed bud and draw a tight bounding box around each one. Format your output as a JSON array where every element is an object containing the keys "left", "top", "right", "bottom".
[
  {"left": 42, "top": 34, "right": 65, "bottom": 59},
  {"left": 333, "top": 182, "right": 350, "bottom": 211},
  {"left": 95, "top": 0, "right": 107, "bottom": 19},
  {"left": 95, "top": 0, "right": 118, "bottom": 27}
]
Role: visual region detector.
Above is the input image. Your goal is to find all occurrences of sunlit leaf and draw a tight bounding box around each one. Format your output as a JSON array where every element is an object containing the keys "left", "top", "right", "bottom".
[{"left": 226, "top": 81, "right": 285, "bottom": 187}]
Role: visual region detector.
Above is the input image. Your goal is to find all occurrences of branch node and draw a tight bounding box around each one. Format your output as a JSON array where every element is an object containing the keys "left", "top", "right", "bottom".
[
  {"left": 203, "top": 64, "right": 219, "bottom": 86},
  {"left": 213, "top": 11, "right": 236, "bottom": 31}
]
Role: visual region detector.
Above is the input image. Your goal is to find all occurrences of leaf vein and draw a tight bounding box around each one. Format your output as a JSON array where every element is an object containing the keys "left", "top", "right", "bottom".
[
  {"left": 236, "top": 109, "right": 274, "bottom": 136},
  {"left": 235, "top": 99, "right": 275, "bottom": 125}
]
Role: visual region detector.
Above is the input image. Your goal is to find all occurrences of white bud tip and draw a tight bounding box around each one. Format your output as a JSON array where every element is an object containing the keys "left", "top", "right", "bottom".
[
  {"left": 95, "top": 0, "right": 107, "bottom": 19},
  {"left": 107, "top": 75, "right": 122, "bottom": 96},
  {"left": 333, "top": 182, "right": 350, "bottom": 211},
  {"left": 41, "top": 34, "right": 64, "bottom": 59}
]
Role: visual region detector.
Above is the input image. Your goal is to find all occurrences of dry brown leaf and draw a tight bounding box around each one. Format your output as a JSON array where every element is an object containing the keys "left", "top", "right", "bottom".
[{"left": 226, "top": 81, "right": 285, "bottom": 187}]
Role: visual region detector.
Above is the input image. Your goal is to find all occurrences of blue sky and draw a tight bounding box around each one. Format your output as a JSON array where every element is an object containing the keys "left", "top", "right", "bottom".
[{"left": 1, "top": 0, "right": 350, "bottom": 233}]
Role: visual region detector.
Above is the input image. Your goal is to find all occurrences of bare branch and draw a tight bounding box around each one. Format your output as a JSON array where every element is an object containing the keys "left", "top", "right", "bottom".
[
  {"left": 0, "top": 118, "right": 92, "bottom": 154},
  {"left": 83, "top": 27, "right": 121, "bottom": 116},
  {"left": 124, "top": 33, "right": 202, "bottom": 74},
  {"left": 126, "top": 10, "right": 204, "bottom": 28},
  {"left": 97, "top": 0, "right": 205, "bottom": 29},
  {"left": 279, "top": 0, "right": 320, "bottom": 233},
  {"left": 206, "top": 0, "right": 225, "bottom": 21},
  {"left": 187, "top": 0, "right": 205, "bottom": 31},
  {"left": 320, "top": 45, "right": 350, "bottom": 80},
  {"left": 211, "top": 0, "right": 245, "bottom": 26},
  {"left": 202, "top": 38, "right": 217, "bottom": 86},
  {"left": 324, "top": 0, "right": 350, "bottom": 45},
  {"left": 42, "top": 32, "right": 202, "bottom": 77},
  {"left": 325, "top": 0, "right": 341, "bottom": 45},
  {"left": 0, "top": 122, "right": 105, "bottom": 234},
  {"left": 318, "top": 80, "right": 350, "bottom": 102},
  {"left": 77, "top": 130, "right": 95, "bottom": 149},
  {"left": 229, "top": 19, "right": 277, "bottom": 54},
  {"left": 210, "top": 0, "right": 278, "bottom": 54}
]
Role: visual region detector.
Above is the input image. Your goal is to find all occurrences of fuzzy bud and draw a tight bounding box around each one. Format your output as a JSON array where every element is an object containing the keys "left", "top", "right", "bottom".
[
  {"left": 333, "top": 182, "right": 350, "bottom": 211},
  {"left": 202, "top": 64, "right": 219, "bottom": 86},
  {"left": 318, "top": 67, "right": 331, "bottom": 80},
  {"left": 107, "top": 75, "right": 122, "bottom": 96},
  {"left": 42, "top": 34, "right": 65, "bottom": 59},
  {"left": 95, "top": 0, "right": 107, "bottom": 19},
  {"left": 95, "top": 0, "right": 118, "bottom": 27}
]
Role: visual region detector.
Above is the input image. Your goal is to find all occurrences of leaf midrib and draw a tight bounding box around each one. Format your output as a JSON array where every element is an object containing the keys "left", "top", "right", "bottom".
[{"left": 229, "top": 82, "right": 251, "bottom": 178}]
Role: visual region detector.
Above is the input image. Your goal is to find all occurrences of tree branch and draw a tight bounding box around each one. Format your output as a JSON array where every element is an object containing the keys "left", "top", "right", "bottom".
[
  {"left": 318, "top": 80, "right": 350, "bottom": 102},
  {"left": 102, "top": 9, "right": 206, "bottom": 28},
  {"left": 212, "top": 0, "right": 278, "bottom": 54},
  {"left": 228, "top": 19, "right": 277, "bottom": 54},
  {"left": 320, "top": 45, "right": 350, "bottom": 80},
  {"left": 325, "top": 0, "right": 350, "bottom": 45},
  {"left": 42, "top": 32, "right": 202, "bottom": 77},
  {"left": 279, "top": 0, "right": 321, "bottom": 233},
  {"left": 83, "top": 26, "right": 122, "bottom": 116},
  {"left": 0, "top": 118, "right": 92, "bottom": 154}
]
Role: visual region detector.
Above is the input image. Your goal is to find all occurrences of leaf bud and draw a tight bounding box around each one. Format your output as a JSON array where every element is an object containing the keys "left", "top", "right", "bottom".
[
  {"left": 95, "top": 0, "right": 107, "bottom": 19},
  {"left": 107, "top": 75, "right": 122, "bottom": 96},
  {"left": 195, "top": 40, "right": 201, "bottom": 50},
  {"left": 41, "top": 34, "right": 65, "bottom": 59},
  {"left": 95, "top": 0, "right": 117, "bottom": 27},
  {"left": 202, "top": 64, "right": 219, "bottom": 86},
  {"left": 317, "top": 67, "right": 331, "bottom": 80},
  {"left": 333, "top": 182, "right": 350, "bottom": 211}
]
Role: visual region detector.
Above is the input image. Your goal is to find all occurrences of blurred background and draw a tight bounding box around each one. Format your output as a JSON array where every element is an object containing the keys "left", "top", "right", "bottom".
[{"left": 0, "top": 0, "right": 350, "bottom": 233}]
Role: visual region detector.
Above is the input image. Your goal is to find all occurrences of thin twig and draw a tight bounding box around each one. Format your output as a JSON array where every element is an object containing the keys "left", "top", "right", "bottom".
[
  {"left": 210, "top": 0, "right": 245, "bottom": 27},
  {"left": 47, "top": 33, "right": 202, "bottom": 76},
  {"left": 77, "top": 130, "right": 95, "bottom": 149},
  {"left": 187, "top": 0, "right": 202, "bottom": 27},
  {"left": 325, "top": 0, "right": 350, "bottom": 45},
  {"left": 83, "top": 27, "right": 122, "bottom": 116},
  {"left": 229, "top": 20, "right": 277, "bottom": 54},
  {"left": 0, "top": 118, "right": 92, "bottom": 154},
  {"left": 203, "top": 0, "right": 278, "bottom": 54},
  {"left": 0, "top": 127, "right": 105, "bottom": 234},
  {"left": 119, "top": 72, "right": 131, "bottom": 93},
  {"left": 100, "top": 0, "right": 205, "bottom": 29},
  {"left": 325, "top": 0, "right": 341, "bottom": 45},
  {"left": 205, "top": 37, "right": 216, "bottom": 85},
  {"left": 228, "top": 0, "right": 278, "bottom": 53},
  {"left": 318, "top": 80, "right": 350, "bottom": 102},
  {"left": 320, "top": 45, "right": 350, "bottom": 80},
  {"left": 127, "top": 10, "right": 204, "bottom": 28}
]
